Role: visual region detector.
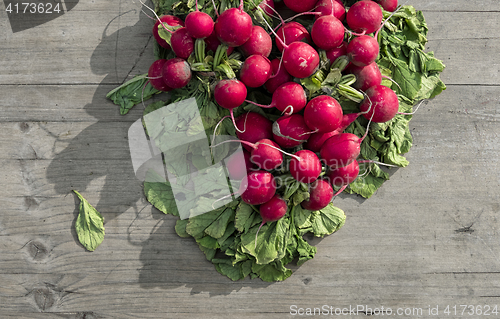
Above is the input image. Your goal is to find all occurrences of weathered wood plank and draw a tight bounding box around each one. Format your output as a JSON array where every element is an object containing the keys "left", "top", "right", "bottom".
[
  {"left": 0, "top": 1, "right": 154, "bottom": 85},
  {"left": 410, "top": 0, "right": 500, "bottom": 11}
]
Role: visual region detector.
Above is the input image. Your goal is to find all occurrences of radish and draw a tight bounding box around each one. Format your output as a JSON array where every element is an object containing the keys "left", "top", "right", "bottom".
[
  {"left": 235, "top": 112, "right": 273, "bottom": 151},
  {"left": 348, "top": 62, "right": 382, "bottom": 91},
  {"left": 304, "top": 130, "right": 338, "bottom": 153},
  {"left": 272, "top": 114, "right": 312, "bottom": 149},
  {"left": 147, "top": 59, "right": 172, "bottom": 92},
  {"left": 346, "top": 0, "right": 383, "bottom": 35},
  {"left": 246, "top": 82, "right": 307, "bottom": 115},
  {"left": 320, "top": 132, "right": 368, "bottom": 169},
  {"left": 283, "top": 0, "right": 319, "bottom": 13},
  {"left": 204, "top": 29, "right": 234, "bottom": 55},
  {"left": 239, "top": 170, "right": 277, "bottom": 205},
  {"left": 289, "top": 150, "right": 322, "bottom": 183},
  {"left": 263, "top": 16, "right": 320, "bottom": 79},
  {"left": 346, "top": 35, "right": 379, "bottom": 67},
  {"left": 264, "top": 58, "right": 292, "bottom": 94},
  {"left": 282, "top": 41, "right": 320, "bottom": 79},
  {"left": 255, "top": 194, "right": 288, "bottom": 248},
  {"left": 303, "top": 95, "right": 343, "bottom": 133},
  {"left": 170, "top": 27, "right": 195, "bottom": 59},
  {"left": 375, "top": 0, "right": 398, "bottom": 12},
  {"left": 311, "top": 15, "right": 345, "bottom": 50},
  {"left": 239, "top": 55, "right": 272, "bottom": 88},
  {"left": 240, "top": 25, "right": 273, "bottom": 58},
  {"left": 301, "top": 179, "right": 333, "bottom": 211},
  {"left": 327, "top": 160, "right": 360, "bottom": 187},
  {"left": 153, "top": 15, "right": 184, "bottom": 49},
  {"left": 162, "top": 58, "right": 192, "bottom": 89},
  {"left": 315, "top": 0, "right": 345, "bottom": 21},
  {"left": 225, "top": 149, "right": 253, "bottom": 180},
  {"left": 359, "top": 85, "right": 399, "bottom": 123},
  {"left": 214, "top": 79, "right": 247, "bottom": 131},
  {"left": 215, "top": 7, "right": 253, "bottom": 47},
  {"left": 326, "top": 41, "right": 348, "bottom": 65},
  {"left": 275, "top": 22, "right": 311, "bottom": 53},
  {"left": 248, "top": 139, "right": 283, "bottom": 171},
  {"left": 185, "top": 0, "right": 214, "bottom": 39}
]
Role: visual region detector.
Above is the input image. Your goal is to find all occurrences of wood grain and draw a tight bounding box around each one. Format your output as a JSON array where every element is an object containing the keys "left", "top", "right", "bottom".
[{"left": 0, "top": 1, "right": 499, "bottom": 318}]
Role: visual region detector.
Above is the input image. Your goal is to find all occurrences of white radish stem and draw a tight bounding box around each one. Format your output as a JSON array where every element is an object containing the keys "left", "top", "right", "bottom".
[{"left": 398, "top": 100, "right": 425, "bottom": 115}]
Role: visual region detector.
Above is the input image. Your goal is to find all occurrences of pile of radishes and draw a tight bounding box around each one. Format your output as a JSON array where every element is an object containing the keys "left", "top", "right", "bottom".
[{"left": 146, "top": 0, "right": 406, "bottom": 227}]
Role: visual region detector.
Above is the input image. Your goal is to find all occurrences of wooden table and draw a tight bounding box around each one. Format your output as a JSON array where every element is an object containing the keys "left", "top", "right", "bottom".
[{"left": 1, "top": 1, "right": 499, "bottom": 318}]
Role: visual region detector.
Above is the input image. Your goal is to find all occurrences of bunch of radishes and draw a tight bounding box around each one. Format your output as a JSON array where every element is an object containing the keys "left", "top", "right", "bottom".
[{"left": 146, "top": 0, "right": 403, "bottom": 227}]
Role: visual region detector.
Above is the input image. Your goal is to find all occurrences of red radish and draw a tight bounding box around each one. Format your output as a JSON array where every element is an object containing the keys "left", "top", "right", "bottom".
[
  {"left": 282, "top": 41, "right": 320, "bottom": 79},
  {"left": 289, "top": 150, "right": 322, "bottom": 183},
  {"left": 185, "top": 11, "right": 214, "bottom": 39},
  {"left": 359, "top": 85, "right": 399, "bottom": 123},
  {"left": 346, "top": 0, "right": 383, "bottom": 35},
  {"left": 304, "top": 95, "right": 343, "bottom": 133},
  {"left": 215, "top": 7, "right": 253, "bottom": 47},
  {"left": 262, "top": 16, "right": 320, "bottom": 79},
  {"left": 147, "top": 59, "right": 172, "bottom": 92},
  {"left": 304, "top": 130, "right": 338, "bottom": 152},
  {"left": 153, "top": 15, "right": 184, "bottom": 49},
  {"left": 264, "top": 59, "right": 292, "bottom": 94},
  {"left": 348, "top": 62, "right": 382, "bottom": 91},
  {"left": 248, "top": 139, "right": 283, "bottom": 171},
  {"left": 301, "top": 179, "right": 333, "bottom": 211},
  {"left": 225, "top": 149, "right": 253, "bottom": 180},
  {"left": 239, "top": 170, "right": 277, "bottom": 205},
  {"left": 311, "top": 15, "right": 345, "bottom": 50},
  {"left": 240, "top": 25, "right": 273, "bottom": 58},
  {"left": 347, "top": 35, "right": 379, "bottom": 67},
  {"left": 320, "top": 133, "right": 363, "bottom": 169},
  {"left": 235, "top": 112, "right": 273, "bottom": 151},
  {"left": 255, "top": 194, "right": 288, "bottom": 247},
  {"left": 170, "top": 27, "right": 195, "bottom": 59},
  {"left": 375, "top": 0, "right": 398, "bottom": 12},
  {"left": 162, "top": 58, "right": 192, "bottom": 89},
  {"left": 246, "top": 82, "right": 307, "bottom": 114},
  {"left": 204, "top": 29, "right": 234, "bottom": 54},
  {"left": 259, "top": 195, "right": 287, "bottom": 223},
  {"left": 275, "top": 22, "right": 311, "bottom": 52},
  {"left": 214, "top": 79, "right": 248, "bottom": 131},
  {"left": 273, "top": 114, "right": 312, "bottom": 149},
  {"left": 326, "top": 41, "right": 348, "bottom": 64},
  {"left": 239, "top": 55, "right": 272, "bottom": 88},
  {"left": 283, "top": 0, "right": 319, "bottom": 13},
  {"left": 327, "top": 160, "right": 360, "bottom": 187},
  {"left": 315, "top": 0, "right": 345, "bottom": 21},
  {"left": 214, "top": 79, "right": 247, "bottom": 109}
]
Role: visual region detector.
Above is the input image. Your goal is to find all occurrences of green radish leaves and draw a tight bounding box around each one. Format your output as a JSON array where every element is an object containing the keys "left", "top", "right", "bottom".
[
  {"left": 73, "top": 191, "right": 105, "bottom": 252},
  {"left": 106, "top": 74, "right": 161, "bottom": 115}
]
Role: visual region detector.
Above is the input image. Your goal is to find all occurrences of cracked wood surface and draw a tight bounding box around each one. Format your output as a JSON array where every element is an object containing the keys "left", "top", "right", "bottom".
[{"left": 1, "top": 0, "right": 500, "bottom": 318}]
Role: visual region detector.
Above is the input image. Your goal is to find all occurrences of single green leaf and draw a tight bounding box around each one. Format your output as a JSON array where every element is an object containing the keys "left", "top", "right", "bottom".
[
  {"left": 196, "top": 235, "right": 219, "bottom": 249},
  {"left": 235, "top": 202, "right": 258, "bottom": 233},
  {"left": 204, "top": 207, "right": 234, "bottom": 239},
  {"left": 106, "top": 75, "right": 160, "bottom": 115},
  {"left": 143, "top": 170, "right": 180, "bottom": 217},
  {"left": 186, "top": 207, "right": 225, "bottom": 239},
  {"left": 198, "top": 244, "right": 217, "bottom": 261},
  {"left": 175, "top": 219, "right": 190, "bottom": 238},
  {"left": 73, "top": 190, "right": 105, "bottom": 252},
  {"left": 310, "top": 204, "right": 346, "bottom": 237},
  {"left": 251, "top": 260, "right": 292, "bottom": 282}
]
